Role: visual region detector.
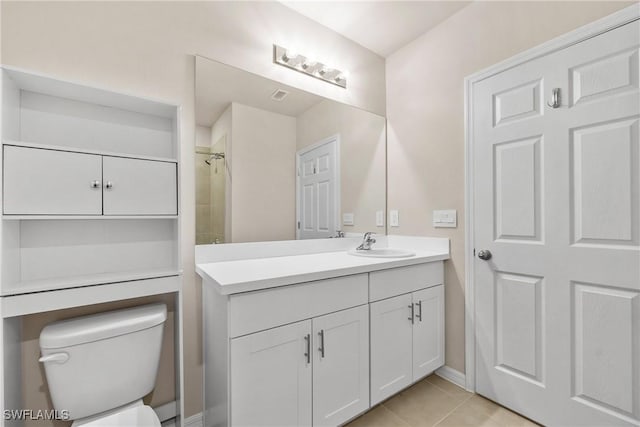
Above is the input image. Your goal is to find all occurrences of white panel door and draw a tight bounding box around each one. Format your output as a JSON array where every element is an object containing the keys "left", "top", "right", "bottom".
[
  {"left": 3, "top": 146, "right": 102, "bottom": 215},
  {"left": 473, "top": 20, "right": 639, "bottom": 426},
  {"left": 230, "top": 320, "right": 312, "bottom": 427},
  {"left": 412, "top": 286, "right": 445, "bottom": 381},
  {"left": 102, "top": 156, "right": 177, "bottom": 215},
  {"left": 312, "top": 305, "right": 369, "bottom": 427},
  {"left": 370, "top": 293, "right": 413, "bottom": 405},
  {"left": 297, "top": 138, "right": 337, "bottom": 239}
]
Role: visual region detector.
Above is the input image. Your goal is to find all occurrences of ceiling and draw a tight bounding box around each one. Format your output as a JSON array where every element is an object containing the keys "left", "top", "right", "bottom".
[
  {"left": 280, "top": 1, "right": 471, "bottom": 58},
  {"left": 196, "top": 56, "right": 325, "bottom": 127}
]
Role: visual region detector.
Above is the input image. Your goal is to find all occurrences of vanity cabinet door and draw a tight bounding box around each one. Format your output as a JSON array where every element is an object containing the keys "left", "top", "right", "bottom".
[
  {"left": 230, "top": 320, "right": 312, "bottom": 427},
  {"left": 102, "top": 156, "right": 177, "bottom": 215},
  {"left": 312, "top": 305, "right": 369, "bottom": 427},
  {"left": 3, "top": 146, "right": 103, "bottom": 215},
  {"left": 412, "top": 285, "right": 445, "bottom": 381},
  {"left": 370, "top": 293, "right": 414, "bottom": 405}
]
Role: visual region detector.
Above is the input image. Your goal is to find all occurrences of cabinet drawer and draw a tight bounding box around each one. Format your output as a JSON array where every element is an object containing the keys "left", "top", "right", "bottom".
[
  {"left": 103, "top": 156, "right": 177, "bottom": 215},
  {"left": 3, "top": 146, "right": 102, "bottom": 215},
  {"left": 369, "top": 262, "right": 443, "bottom": 302},
  {"left": 228, "top": 274, "right": 368, "bottom": 337}
]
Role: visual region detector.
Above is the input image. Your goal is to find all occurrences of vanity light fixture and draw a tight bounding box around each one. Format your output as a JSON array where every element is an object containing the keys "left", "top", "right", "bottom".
[{"left": 273, "top": 44, "right": 347, "bottom": 89}]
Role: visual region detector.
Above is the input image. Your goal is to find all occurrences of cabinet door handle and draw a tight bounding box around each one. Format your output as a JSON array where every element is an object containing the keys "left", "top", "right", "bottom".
[
  {"left": 90, "top": 180, "right": 101, "bottom": 189},
  {"left": 415, "top": 301, "right": 423, "bottom": 322},
  {"left": 304, "top": 334, "right": 311, "bottom": 364},
  {"left": 105, "top": 181, "right": 113, "bottom": 189},
  {"left": 318, "top": 329, "right": 325, "bottom": 358},
  {"left": 408, "top": 304, "right": 414, "bottom": 324}
]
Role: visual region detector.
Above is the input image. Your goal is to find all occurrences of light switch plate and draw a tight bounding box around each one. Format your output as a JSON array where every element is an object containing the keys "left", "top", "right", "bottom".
[
  {"left": 389, "top": 210, "right": 399, "bottom": 227},
  {"left": 343, "top": 213, "right": 354, "bottom": 226},
  {"left": 433, "top": 209, "right": 457, "bottom": 228},
  {"left": 376, "top": 210, "right": 384, "bottom": 227}
]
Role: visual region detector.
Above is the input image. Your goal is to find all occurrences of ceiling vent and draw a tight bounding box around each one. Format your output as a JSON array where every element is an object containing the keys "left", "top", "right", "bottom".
[{"left": 271, "top": 89, "right": 289, "bottom": 102}]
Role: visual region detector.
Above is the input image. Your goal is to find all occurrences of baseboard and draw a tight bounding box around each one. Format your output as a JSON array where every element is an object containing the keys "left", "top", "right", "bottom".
[
  {"left": 184, "top": 412, "right": 204, "bottom": 427},
  {"left": 436, "top": 365, "right": 467, "bottom": 390}
]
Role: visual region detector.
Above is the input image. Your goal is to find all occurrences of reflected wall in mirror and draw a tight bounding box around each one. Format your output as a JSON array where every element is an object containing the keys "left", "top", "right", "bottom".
[{"left": 195, "top": 55, "right": 386, "bottom": 244}]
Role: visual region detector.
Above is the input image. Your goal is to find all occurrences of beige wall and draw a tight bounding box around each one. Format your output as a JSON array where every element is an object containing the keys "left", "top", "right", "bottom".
[
  {"left": 1, "top": 1, "right": 385, "bottom": 418},
  {"left": 231, "top": 103, "right": 297, "bottom": 242},
  {"left": 385, "top": 0, "right": 635, "bottom": 374},
  {"left": 297, "top": 100, "right": 386, "bottom": 234}
]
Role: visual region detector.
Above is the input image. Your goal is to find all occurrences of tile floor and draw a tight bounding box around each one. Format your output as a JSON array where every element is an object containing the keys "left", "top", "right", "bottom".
[{"left": 346, "top": 375, "right": 539, "bottom": 427}]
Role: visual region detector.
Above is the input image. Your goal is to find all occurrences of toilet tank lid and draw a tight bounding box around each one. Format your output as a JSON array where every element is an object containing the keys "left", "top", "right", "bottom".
[{"left": 39, "top": 304, "right": 167, "bottom": 349}]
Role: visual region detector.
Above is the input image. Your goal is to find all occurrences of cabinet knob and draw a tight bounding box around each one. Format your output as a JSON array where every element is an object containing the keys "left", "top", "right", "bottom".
[
  {"left": 105, "top": 181, "right": 113, "bottom": 189},
  {"left": 90, "top": 180, "right": 101, "bottom": 189}
]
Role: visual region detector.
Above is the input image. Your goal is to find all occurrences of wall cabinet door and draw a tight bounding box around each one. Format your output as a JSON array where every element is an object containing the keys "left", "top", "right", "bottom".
[
  {"left": 312, "top": 305, "right": 369, "bottom": 427},
  {"left": 3, "top": 146, "right": 102, "bottom": 215},
  {"left": 370, "top": 293, "right": 413, "bottom": 405},
  {"left": 230, "top": 320, "right": 312, "bottom": 427},
  {"left": 412, "top": 285, "right": 445, "bottom": 381},
  {"left": 103, "top": 156, "right": 177, "bottom": 215}
]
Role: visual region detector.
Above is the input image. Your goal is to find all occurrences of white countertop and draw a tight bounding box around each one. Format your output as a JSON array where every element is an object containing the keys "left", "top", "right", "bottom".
[{"left": 196, "top": 248, "right": 449, "bottom": 295}]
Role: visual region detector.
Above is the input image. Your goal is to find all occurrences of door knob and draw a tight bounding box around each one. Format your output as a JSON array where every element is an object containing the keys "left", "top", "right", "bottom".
[{"left": 478, "top": 249, "right": 492, "bottom": 260}]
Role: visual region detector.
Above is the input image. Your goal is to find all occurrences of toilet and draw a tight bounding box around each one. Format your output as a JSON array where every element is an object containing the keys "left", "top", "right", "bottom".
[{"left": 39, "top": 303, "right": 167, "bottom": 426}]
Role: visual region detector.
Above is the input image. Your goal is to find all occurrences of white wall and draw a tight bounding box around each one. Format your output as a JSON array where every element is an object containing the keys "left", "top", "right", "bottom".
[
  {"left": 231, "top": 103, "right": 297, "bottom": 242},
  {"left": 1, "top": 1, "right": 385, "bottom": 418},
  {"left": 385, "top": 0, "right": 635, "bottom": 374}
]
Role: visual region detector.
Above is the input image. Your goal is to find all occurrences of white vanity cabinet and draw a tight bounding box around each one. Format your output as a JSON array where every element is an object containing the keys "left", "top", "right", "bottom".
[
  {"left": 199, "top": 248, "right": 449, "bottom": 427},
  {"left": 369, "top": 263, "right": 445, "bottom": 405},
  {"left": 231, "top": 320, "right": 312, "bottom": 427},
  {"left": 230, "top": 305, "right": 369, "bottom": 427},
  {"left": 3, "top": 145, "right": 177, "bottom": 216}
]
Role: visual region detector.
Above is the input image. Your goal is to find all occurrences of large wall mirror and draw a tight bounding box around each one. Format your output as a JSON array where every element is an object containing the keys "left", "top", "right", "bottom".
[{"left": 195, "top": 56, "right": 386, "bottom": 244}]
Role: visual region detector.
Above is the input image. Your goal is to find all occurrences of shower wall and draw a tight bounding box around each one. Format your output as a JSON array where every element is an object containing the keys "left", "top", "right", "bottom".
[
  {"left": 196, "top": 126, "right": 213, "bottom": 245},
  {"left": 210, "top": 136, "right": 226, "bottom": 244}
]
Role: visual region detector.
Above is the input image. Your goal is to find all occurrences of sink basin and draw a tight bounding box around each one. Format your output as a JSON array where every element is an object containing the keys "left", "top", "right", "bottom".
[{"left": 348, "top": 248, "right": 416, "bottom": 258}]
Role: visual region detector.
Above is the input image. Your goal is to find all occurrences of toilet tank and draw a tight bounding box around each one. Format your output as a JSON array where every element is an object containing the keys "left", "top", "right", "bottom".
[{"left": 39, "top": 304, "right": 167, "bottom": 420}]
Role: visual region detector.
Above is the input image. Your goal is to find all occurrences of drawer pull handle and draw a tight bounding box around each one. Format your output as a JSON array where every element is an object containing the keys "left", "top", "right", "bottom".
[
  {"left": 105, "top": 181, "right": 114, "bottom": 189},
  {"left": 304, "top": 334, "right": 311, "bottom": 364},
  {"left": 408, "top": 304, "right": 414, "bottom": 324},
  {"left": 318, "top": 329, "right": 325, "bottom": 358},
  {"left": 90, "top": 180, "right": 101, "bottom": 189},
  {"left": 415, "top": 301, "right": 423, "bottom": 322}
]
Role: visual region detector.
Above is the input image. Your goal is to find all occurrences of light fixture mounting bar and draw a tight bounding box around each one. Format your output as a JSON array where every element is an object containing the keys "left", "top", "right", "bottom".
[{"left": 273, "top": 44, "right": 347, "bottom": 89}]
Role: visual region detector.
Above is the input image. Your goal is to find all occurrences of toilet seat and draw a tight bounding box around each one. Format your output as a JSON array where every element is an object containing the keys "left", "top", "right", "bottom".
[{"left": 72, "top": 403, "right": 160, "bottom": 427}]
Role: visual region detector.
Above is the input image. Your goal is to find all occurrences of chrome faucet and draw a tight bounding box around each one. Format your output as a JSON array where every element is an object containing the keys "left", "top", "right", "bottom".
[{"left": 356, "top": 232, "right": 376, "bottom": 251}]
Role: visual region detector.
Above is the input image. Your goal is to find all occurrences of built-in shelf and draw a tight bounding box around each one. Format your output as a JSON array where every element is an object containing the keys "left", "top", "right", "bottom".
[
  {"left": 1, "top": 269, "right": 183, "bottom": 297},
  {"left": 1, "top": 274, "right": 182, "bottom": 318},
  {"left": 3, "top": 215, "right": 179, "bottom": 220},
  {"left": 3, "top": 140, "right": 178, "bottom": 163}
]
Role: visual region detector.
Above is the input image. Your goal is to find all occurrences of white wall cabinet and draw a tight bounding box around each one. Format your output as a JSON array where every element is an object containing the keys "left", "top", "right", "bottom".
[
  {"left": 229, "top": 305, "right": 369, "bottom": 427},
  {"left": 0, "top": 67, "right": 183, "bottom": 425},
  {"left": 3, "top": 146, "right": 177, "bottom": 216},
  {"left": 371, "top": 285, "right": 445, "bottom": 405},
  {"left": 103, "top": 156, "right": 177, "bottom": 215},
  {"left": 3, "top": 145, "right": 103, "bottom": 215}
]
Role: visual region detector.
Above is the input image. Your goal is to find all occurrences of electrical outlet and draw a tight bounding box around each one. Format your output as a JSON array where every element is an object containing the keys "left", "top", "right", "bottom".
[
  {"left": 389, "top": 210, "right": 399, "bottom": 227},
  {"left": 376, "top": 210, "right": 384, "bottom": 227},
  {"left": 342, "top": 213, "right": 354, "bottom": 226}
]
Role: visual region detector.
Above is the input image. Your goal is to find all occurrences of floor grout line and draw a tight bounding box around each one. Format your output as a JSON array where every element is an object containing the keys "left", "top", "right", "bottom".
[{"left": 431, "top": 394, "right": 475, "bottom": 427}]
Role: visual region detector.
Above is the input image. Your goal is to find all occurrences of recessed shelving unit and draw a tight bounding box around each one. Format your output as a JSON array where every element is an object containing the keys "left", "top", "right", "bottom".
[{"left": 0, "top": 66, "right": 183, "bottom": 425}]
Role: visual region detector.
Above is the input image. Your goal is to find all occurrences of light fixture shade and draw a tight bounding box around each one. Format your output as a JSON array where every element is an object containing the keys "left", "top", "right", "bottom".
[{"left": 273, "top": 44, "right": 347, "bottom": 89}]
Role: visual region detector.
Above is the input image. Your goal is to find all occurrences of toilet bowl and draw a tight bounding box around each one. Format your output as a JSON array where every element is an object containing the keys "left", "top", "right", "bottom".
[{"left": 39, "top": 304, "right": 167, "bottom": 426}]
